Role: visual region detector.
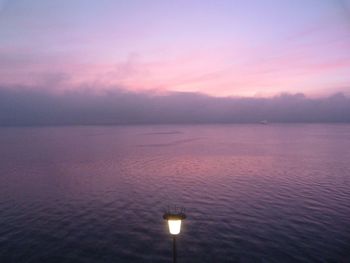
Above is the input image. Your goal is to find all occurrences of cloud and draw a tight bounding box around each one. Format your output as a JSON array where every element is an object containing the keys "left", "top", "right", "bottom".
[{"left": 0, "top": 86, "right": 349, "bottom": 126}]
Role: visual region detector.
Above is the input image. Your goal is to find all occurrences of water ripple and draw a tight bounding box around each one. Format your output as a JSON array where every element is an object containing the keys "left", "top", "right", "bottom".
[{"left": 0, "top": 124, "right": 350, "bottom": 262}]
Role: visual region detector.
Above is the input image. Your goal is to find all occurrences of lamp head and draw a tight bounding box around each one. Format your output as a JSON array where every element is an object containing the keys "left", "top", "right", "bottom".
[{"left": 163, "top": 212, "right": 186, "bottom": 235}]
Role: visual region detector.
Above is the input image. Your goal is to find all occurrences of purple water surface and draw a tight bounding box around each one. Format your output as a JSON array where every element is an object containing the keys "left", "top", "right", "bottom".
[{"left": 0, "top": 124, "right": 350, "bottom": 262}]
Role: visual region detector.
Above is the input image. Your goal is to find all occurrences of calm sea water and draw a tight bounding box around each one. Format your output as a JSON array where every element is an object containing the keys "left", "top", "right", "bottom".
[{"left": 0, "top": 124, "right": 350, "bottom": 263}]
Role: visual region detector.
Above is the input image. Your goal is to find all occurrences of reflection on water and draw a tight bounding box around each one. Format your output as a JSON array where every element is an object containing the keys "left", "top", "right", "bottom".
[{"left": 0, "top": 124, "right": 350, "bottom": 262}]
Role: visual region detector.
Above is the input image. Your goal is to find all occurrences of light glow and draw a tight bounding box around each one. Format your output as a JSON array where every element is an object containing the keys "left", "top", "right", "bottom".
[{"left": 168, "top": 219, "right": 182, "bottom": 235}]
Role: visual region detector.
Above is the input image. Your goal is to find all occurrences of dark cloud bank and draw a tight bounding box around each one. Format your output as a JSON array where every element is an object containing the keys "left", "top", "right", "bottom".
[{"left": 0, "top": 87, "right": 349, "bottom": 126}]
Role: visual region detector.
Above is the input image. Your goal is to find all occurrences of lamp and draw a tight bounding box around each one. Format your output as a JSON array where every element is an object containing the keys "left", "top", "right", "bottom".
[{"left": 163, "top": 210, "right": 186, "bottom": 263}]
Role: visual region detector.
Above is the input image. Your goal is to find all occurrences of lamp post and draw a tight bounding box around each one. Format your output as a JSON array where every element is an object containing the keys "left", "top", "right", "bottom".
[{"left": 163, "top": 211, "right": 186, "bottom": 263}]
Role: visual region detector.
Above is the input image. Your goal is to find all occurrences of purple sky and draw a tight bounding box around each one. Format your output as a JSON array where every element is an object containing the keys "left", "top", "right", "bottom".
[{"left": 0, "top": 0, "right": 349, "bottom": 97}]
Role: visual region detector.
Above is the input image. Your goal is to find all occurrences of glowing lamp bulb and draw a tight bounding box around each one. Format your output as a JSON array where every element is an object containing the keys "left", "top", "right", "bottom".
[
  {"left": 168, "top": 219, "right": 182, "bottom": 235},
  {"left": 163, "top": 212, "right": 186, "bottom": 236}
]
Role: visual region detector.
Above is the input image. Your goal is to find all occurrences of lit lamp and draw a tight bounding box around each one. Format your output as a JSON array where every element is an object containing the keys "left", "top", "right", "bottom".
[{"left": 163, "top": 211, "right": 186, "bottom": 263}]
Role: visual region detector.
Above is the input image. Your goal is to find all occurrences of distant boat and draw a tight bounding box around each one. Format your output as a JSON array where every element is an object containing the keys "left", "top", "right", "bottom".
[{"left": 259, "top": 120, "right": 268, "bottom": 125}]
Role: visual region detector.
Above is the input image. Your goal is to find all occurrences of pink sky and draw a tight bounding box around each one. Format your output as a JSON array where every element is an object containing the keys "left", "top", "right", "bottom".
[{"left": 0, "top": 0, "right": 349, "bottom": 97}]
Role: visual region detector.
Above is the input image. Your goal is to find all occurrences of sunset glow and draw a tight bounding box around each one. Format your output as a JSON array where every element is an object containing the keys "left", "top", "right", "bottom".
[{"left": 0, "top": 0, "right": 349, "bottom": 97}]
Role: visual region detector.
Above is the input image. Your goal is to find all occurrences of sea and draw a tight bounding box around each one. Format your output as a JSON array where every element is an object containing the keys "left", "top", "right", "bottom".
[{"left": 0, "top": 124, "right": 349, "bottom": 262}]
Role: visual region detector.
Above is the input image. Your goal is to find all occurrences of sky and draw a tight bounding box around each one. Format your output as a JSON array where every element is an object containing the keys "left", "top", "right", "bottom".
[{"left": 0, "top": 0, "right": 350, "bottom": 98}]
